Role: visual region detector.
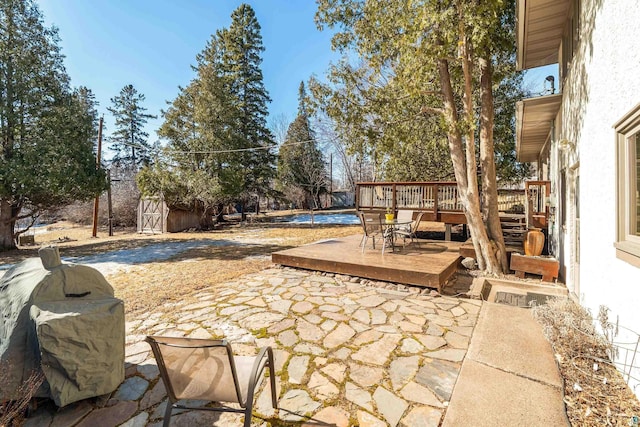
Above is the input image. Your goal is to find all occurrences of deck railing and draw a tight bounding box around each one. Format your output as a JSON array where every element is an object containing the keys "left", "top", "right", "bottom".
[
  {"left": 356, "top": 180, "right": 551, "bottom": 227},
  {"left": 356, "top": 181, "right": 463, "bottom": 213},
  {"left": 492, "top": 182, "right": 550, "bottom": 214}
]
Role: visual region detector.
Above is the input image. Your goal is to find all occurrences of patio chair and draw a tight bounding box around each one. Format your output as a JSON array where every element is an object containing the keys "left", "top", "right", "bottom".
[
  {"left": 145, "top": 336, "right": 277, "bottom": 427},
  {"left": 358, "top": 212, "right": 384, "bottom": 253},
  {"left": 395, "top": 210, "right": 414, "bottom": 233},
  {"left": 394, "top": 211, "right": 425, "bottom": 246}
]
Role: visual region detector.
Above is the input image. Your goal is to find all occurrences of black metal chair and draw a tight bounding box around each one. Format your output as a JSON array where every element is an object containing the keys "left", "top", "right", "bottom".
[
  {"left": 358, "top": 212, "right": 385, "bottom": 253},
  {"left": 145, "top": 336, "right": 277, "bottom": 427}
]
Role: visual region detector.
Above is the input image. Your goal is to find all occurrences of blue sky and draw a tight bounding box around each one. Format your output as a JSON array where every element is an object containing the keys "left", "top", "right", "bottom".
[
  {"left": 37, "top": 1, "right": 556, "bottom": 156},
  {"left": 38, "top": 0, "right": 340, "bottom": 151}
]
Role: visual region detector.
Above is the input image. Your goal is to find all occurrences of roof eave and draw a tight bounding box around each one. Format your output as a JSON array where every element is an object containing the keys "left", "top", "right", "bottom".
[
  {"left": 516, "top": 0, "right": 571, "bottom": 71},
  {"left": 516, "top": 93, "right": 563, "bottom": 162}
]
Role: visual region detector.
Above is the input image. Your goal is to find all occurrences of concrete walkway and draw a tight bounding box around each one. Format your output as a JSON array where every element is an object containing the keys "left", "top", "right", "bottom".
[{"left": 442, "top": 303, "right": 569, "bottom": 426}]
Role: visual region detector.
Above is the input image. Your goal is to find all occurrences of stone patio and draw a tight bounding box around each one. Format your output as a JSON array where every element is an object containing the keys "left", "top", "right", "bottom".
[{"left": 25, "top": 267, "right": 481, "bottom": 427}]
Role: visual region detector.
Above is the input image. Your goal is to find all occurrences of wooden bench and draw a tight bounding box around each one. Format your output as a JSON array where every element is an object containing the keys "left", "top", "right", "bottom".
[
  {"left": 510, "top": 253, "right": 559, "bottom": 282},
  {"left": 459, "top": 240, "right": 522, "bottom": 266}
]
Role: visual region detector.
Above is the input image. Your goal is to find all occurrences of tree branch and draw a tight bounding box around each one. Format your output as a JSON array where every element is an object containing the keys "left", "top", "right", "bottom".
[
  {"left": 420, "top": 106, "right": 444, "bottom": 115},
  {"left": 421, "top": 90, "right": 442, "bottom": 96}
]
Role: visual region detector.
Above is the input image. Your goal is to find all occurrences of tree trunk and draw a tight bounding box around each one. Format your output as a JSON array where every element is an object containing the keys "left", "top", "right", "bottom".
[
  {"left": 313, "top": 192, "right": 322, "bottom": 210},
  {"left": 201, "top": 207, "right": 215, "bottom": 229},
  {"left": 479, "top": 57, "right": 508, "bottom": 273},
  {"left": 214, "top": 203, "right": 225, "bottom": 223},
  {"left": 437, "top": 41, "right": 502, "bottom": 275},
  {"left": 459, "top": 33, "right": 491, "bottom": 271},
  {"left": 0, "top": 199, "right": 17, "bottom": 251},
  {"left": 240, "top": 201, "right": 247, "bottom": 221}
]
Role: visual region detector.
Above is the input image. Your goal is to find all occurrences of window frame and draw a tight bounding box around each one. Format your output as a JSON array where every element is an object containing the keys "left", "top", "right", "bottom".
[{"left": 614, "top": 103, "right": 640, "bottom": 267}]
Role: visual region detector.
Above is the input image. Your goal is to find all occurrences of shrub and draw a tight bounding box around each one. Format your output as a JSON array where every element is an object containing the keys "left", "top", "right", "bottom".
[{"left": 0, "top": 364, "right": 44, "bottom": 427}]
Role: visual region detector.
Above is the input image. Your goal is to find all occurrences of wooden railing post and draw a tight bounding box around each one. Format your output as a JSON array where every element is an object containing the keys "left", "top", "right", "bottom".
[
  {"left": 392, "top": 184, "right": 397, "bottom": 213},
  {"left": 454, "top": 185, "right": 459, "bottom": 211},
  {"left": 433, "top": 183, "right": 439, "bottom": 217}
]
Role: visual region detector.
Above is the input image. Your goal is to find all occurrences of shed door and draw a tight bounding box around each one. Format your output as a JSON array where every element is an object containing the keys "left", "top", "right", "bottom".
[{"left": 140, "top": 197, "right": 164, "bottom": 234}]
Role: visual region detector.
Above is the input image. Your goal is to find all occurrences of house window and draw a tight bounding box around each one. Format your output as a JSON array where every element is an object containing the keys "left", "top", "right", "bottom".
[
  {"left": 636, "top": 136, "right": 640, "bottom": 234},
  {"left": 615, "top": 104, "right": 640, "bottom": 267}
]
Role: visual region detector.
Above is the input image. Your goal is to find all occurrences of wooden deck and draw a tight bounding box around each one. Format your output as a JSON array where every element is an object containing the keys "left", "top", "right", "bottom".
[{"left": 272, "top": 234, "right": 462, "bottom": 291}]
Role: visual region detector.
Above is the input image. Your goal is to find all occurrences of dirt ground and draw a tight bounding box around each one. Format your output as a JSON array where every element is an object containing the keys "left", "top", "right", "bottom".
[{"left": 534, "top": 299, "right": 640, "bottom": 426}]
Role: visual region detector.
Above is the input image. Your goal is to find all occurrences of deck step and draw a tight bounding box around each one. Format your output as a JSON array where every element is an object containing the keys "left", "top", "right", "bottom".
[{"left": 273, "top": 234, "right": 462, "bottom": 291}]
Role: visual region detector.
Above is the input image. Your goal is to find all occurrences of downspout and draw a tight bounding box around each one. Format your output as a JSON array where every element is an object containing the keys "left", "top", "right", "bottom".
[{"left": 548, "top": 119, "right": 558, "bottom": 258}]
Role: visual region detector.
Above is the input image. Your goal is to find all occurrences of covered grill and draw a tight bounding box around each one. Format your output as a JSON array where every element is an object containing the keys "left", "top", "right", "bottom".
[{"left": 0, "top": 247, "right": 124, "bottom": 407}]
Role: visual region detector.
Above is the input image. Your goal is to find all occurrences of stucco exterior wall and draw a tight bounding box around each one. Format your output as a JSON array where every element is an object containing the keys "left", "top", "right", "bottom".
[{"left": 560, "top": 0, "right": 640, "bottom": 393}]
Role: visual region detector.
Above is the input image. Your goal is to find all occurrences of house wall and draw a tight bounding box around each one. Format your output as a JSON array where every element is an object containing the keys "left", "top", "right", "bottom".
[{"left": 560, "top": 0, "right": 640, "bottom": 393}]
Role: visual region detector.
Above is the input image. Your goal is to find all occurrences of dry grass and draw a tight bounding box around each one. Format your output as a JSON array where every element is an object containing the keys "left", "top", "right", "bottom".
[
  {"left": 3, "top": 220, "right": 361, "bottom": 317},
  {"left": 533, "top": 298, "right": 640, "bottom": 426}
]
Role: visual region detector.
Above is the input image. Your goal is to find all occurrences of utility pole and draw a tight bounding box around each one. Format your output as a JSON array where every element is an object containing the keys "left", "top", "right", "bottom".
[{"left": 92, "top": 117, "right": 104, "bottom": 238}]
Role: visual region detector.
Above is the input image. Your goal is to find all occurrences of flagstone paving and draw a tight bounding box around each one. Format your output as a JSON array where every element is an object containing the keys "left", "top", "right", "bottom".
[{"left": 26, "top": 267, "right": 481, "bottom": 427}]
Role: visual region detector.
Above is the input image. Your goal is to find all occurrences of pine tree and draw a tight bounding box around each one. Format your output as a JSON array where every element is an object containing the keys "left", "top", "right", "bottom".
[
  {"left": 151, "top": 46, "right": 236, "bottom": 225},
  {"left": 107, "top": 84, "right": 157, "bottom": 169},
  {"left": 278, "top": 82, "right": 327, "bottom": 208},
  {"left": 217, "top": 4, "right": 275, "bottom": 211},
  {"left": 139, "top": 3, "right": 275, "bottom": 224},
  {"left": 0, "top": 0, "right": 106, "bottom": 250}
]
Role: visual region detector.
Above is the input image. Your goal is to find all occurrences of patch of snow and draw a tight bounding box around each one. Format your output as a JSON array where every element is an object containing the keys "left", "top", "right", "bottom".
[
  {"left": 0, "top": 239, "right": 242, "bottom": 278},
  {"left": 232, "top": 236, "right": 287, "bottom": 244},
  {"left": 243, "top": 254, "right": 271, "bottom": 261}
]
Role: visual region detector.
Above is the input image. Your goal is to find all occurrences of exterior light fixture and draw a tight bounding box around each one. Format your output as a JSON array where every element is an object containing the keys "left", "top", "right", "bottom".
[
  {"left": 558, "top": 139, "right": 575, "bottom": 151},
  {"left": 544, "top": 75, "right": 555, "bottom": 94}
]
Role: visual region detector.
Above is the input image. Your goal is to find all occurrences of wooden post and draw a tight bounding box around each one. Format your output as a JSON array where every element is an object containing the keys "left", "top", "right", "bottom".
[
  {"left": 391, "top": 183, "right": 397, "bottom": 213},
  {"left": 433, "top": 183, "right": 439, "bottom": 218},
  {"left": 92, "top": 117, "right": 104, "bottom": 238},
  {"left": 107, "top": 169, "right": 113, "bottom": 236}
]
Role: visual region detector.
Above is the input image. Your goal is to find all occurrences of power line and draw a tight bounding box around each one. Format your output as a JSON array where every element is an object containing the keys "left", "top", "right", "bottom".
[{"left": 119, "top": 138, "right": 318, "bottom": 155}]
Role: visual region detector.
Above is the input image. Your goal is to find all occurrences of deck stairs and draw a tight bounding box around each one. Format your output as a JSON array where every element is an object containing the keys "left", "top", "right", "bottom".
[{"left": 500, "top": 214, "right": 527, "bottom": 246}]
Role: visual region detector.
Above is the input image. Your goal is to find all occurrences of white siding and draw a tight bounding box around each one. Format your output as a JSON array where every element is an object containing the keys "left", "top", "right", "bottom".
[{"left": 560, "top": 0, "right": 640, "bottom": 393}]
